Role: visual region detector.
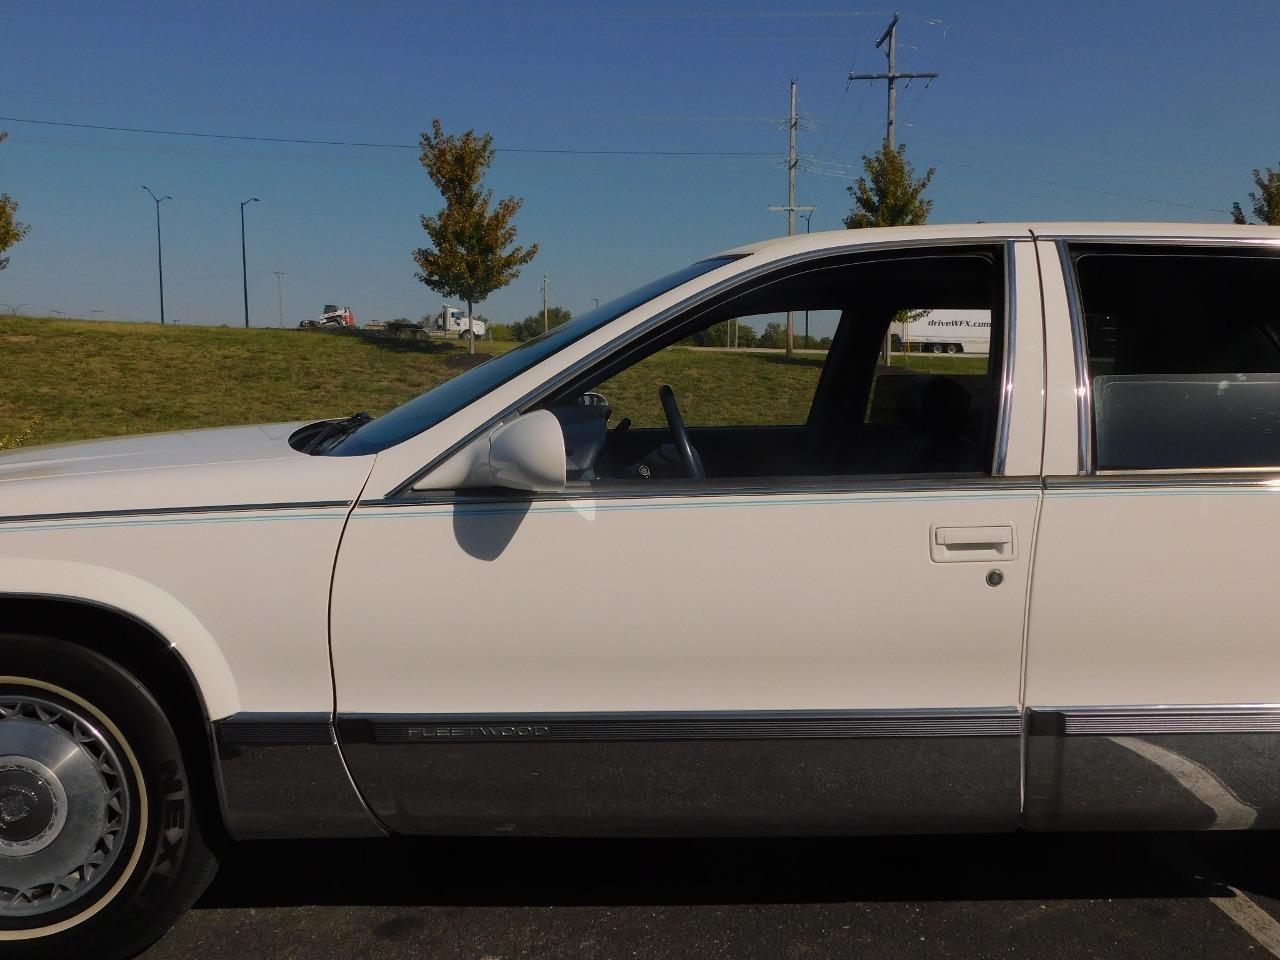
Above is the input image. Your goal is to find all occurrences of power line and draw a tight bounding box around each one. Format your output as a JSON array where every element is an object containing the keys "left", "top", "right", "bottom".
[{"left": 0, "top": 116, "right": 779, "bottom": 158}]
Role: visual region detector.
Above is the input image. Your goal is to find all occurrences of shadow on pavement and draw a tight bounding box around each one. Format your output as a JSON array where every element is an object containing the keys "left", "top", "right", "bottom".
[{"left": 195, "top": 831, "right": 1280, "bottom": 911}]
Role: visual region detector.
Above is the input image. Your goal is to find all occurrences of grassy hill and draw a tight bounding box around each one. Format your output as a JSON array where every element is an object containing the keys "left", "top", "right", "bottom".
[
  {"left": 1, "top": 318, "right": 512, "bottom": 446},
  {"left": 0, "top": 317, "right": 983, "bottom": 448}
]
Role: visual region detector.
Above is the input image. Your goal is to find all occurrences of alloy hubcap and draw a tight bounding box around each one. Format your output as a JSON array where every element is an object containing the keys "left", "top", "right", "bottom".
[{"left": 0, "top": 694, "right": 132, "bottom": 919}]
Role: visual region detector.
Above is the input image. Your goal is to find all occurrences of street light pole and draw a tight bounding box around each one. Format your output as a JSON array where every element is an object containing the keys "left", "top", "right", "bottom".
[
  {"left": 142, "top": 187, "right": 172, "bottom": 325},
  {"left": 240, "top": 198, "right": 260, "bottom": 329},
  {"left": 273, "top": 271, "right": 286, "bottom": 328}
]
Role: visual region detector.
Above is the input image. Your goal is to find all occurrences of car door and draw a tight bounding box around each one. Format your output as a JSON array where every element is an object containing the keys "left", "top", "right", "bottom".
[
  {"left": 1026, "top": 235, "right": 1280, "bottom": 830},
  {"left": 329, "top": 238, "right": 1046, "bottom": 835}
]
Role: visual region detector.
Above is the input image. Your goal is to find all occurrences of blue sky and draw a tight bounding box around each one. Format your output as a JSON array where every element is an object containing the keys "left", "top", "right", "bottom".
[{"left": 1, "top": 0, "right": 1276, "bottom": 330}]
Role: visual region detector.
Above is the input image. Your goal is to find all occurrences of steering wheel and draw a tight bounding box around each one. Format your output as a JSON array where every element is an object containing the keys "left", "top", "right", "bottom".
[{"left": 657, "top": 385, "right": 706, "bottom": 480}]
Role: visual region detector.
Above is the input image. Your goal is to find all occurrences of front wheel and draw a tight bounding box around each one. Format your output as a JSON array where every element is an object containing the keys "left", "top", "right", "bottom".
[{"left": 0, "top": 635, "right": 216, "bottom": 959}]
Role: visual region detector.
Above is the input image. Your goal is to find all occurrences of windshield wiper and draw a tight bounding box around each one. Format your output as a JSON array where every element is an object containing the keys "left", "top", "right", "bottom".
[{"left": 300, "top": 412, "right": 372, "bottom": 454}]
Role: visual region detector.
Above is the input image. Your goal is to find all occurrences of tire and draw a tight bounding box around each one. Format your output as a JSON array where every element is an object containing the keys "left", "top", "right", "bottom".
[
  {"left": 931, "top": 344, "right": 944, "bottom": 354},
  {"left": 0, "top": 635, "right": 217, "bottom": 959},
  {"left": 946, "top": 344, "right": 958, "bottom": 354}
]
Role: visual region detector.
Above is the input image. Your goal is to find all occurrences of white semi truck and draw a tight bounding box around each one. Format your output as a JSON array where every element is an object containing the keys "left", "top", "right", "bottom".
[
  {"left": 889, "top": 309, "right": 992, "bottom": 355},
  {"left": 433, "top": 305, "right": 487, "bottom": 339}
]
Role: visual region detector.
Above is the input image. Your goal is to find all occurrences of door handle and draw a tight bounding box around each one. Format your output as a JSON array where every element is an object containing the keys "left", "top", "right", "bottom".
[{"left": 930, "top": 524, "right": 1016, "bottom": 562}]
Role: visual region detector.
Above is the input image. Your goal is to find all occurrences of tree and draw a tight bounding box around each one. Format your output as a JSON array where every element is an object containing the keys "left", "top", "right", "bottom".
[
  {"left": 509, "top": 305, "right": 571, "bottom": 341},
  {"left": 844, "top": 140, "right": 935, "bottom": 229},
  {"left": 759, "top": 321, "right": 789, "bottom": 349},
  {"left": 413, "top": 119, "right": 537, "bottom": 353},
  {"left": 1231, "top": 164, "right": 1280, "bottom": 225},
  {"left": 687, "top": 319, "right": 759, "bottom": 348},
  {"left": 0, "top": 132, "right": 30, "bottom": 271}
]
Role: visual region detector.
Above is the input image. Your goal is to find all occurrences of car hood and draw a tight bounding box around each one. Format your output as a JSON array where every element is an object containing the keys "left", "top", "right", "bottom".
[
  {"left": 0, "top": 422, "right": 308, "bottom": 483},
  {"left": 0, "top": 422, "right": 378, "bottom": 519}
]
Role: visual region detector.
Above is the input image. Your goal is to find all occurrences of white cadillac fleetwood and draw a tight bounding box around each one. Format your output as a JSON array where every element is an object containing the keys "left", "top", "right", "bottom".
[{"left": 4, "top": 222, "right": 1280, "bottom": 956}]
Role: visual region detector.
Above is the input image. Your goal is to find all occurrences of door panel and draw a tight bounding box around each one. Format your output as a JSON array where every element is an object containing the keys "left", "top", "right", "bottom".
[
  {"left": 1024, "top": 240, "right": 1280, "bottom": 830},
  {"left": 330, "top": 482, "right": 1039, "bottom": 834}
]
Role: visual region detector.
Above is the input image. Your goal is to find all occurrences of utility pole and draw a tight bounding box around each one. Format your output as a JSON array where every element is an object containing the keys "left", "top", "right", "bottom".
[
  {"left": 142, "top": 187, "right": 171, "bottom": 325},
  {"left": 240, "top": 198, "right": 259, "bottom": 329},
  {"left": 799, "top": 211, "right": 814, "bottom": 347},
  {"left": 767, "top": 79, "right": 815, "bottom": 359},
  {"left": 849, "top": 12, "right": 939, "bottom": 151},
  {"left": 273, "top": 271, "right": 285, "bottom": 328},
  {"left": 542, "top": 275, "right": 548, "bottom": 333},
  {"left": 850, "top": 13, "right": 939, "bottom": 364}
]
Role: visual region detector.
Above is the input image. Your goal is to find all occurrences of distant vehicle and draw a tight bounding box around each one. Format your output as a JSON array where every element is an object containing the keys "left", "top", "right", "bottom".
[
  {"left": 890, "top": 309, "right": 991, "bottom": 354},
  {"left": 299, "top": 304, "right": 356, "bottom": 329},
  {"left": 433, "top": 305, "right": 487, "bottom": 339}
]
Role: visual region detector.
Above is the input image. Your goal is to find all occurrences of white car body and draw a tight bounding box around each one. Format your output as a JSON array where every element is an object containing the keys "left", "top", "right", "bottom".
[{"left": 5, "top": 221, "right": 1280, "bottom": 842}]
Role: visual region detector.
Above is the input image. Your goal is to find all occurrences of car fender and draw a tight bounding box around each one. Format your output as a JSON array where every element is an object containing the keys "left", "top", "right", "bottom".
[{"left": 0, "top": 557, "right": 239, "bottom": 719}]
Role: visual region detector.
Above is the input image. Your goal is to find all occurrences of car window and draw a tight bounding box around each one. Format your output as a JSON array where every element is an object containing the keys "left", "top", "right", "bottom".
[
  {"left": 328, "top": 256, "right": 739, "bottom": 456},
  {"left": 541, "top": 247, "right": 1007, "bottom": 483},
  {"left": 594, "top": 313, "right": 834, "bottom": 430},
  {"left": 1071, "top": 246, "right": 1280, "bottom": 470}
]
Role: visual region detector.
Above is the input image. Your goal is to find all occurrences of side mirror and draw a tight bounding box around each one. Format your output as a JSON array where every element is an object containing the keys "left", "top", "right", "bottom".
[{"left": 486, "top": 410, "right": 567, "bottom": 493}]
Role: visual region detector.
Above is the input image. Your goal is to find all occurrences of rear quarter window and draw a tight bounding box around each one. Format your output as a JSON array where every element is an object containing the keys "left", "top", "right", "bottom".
[{"left": 1071, "top": 246, "right": 1280, "bottom": 470}]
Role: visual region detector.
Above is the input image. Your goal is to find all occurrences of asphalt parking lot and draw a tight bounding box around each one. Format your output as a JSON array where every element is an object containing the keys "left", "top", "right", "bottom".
[{"left": 142, "top": 830, "right": 1280, "bottom": 959}]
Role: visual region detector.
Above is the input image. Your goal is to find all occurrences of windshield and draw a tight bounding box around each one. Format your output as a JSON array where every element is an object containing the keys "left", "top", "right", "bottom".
[{"left": 330, "top": 256, "right": 739, "bottom": 456}]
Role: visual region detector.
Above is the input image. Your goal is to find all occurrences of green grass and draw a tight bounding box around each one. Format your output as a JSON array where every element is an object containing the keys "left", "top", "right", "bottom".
[
  {"left": 0, "top": 317, "right": 988, "bottom": 446},
  {"left": 0, "top": 318, "right": 510, "bottom": 445}
]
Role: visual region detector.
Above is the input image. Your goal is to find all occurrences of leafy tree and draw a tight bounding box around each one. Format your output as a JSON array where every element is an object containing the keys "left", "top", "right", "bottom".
[
  {"left": 509, "top": 305, "right": 571, "bottom": 341},
  {"left": 734, "top": 323, "right": 760, "bottom": 348},
  {"left": 413, "top": 119, "right": 537, "bottom": 353},
  {"left": 686, "top": 319, "right": 761, "bottom": 348},
  {"left": 844, "top": 140, "right": 935, "bottom": 229},
  {"left": 1231, "top": 164, "right": 1280, "bottom": 225},
  {"left": 759, "top": 321, "right": 789, "bottom": 349},
  {"left": 0, "top": 132, "right": 30, "bottom": 271}
]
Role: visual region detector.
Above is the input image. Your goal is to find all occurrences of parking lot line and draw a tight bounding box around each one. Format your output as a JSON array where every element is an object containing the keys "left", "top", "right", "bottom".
[{"left": 1110, "top": 737, "right": 1257, "bottom": 830}]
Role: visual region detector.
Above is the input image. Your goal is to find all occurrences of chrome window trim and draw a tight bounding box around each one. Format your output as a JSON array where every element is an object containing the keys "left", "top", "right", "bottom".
[
  {"left": 992, "top": 241, "right": 1017, "bottom": 476},
  {"left": 1055, "top": 239, "right": 1092, "bottom": 475},
  {"left": 1045, "top": 472, "right": 1280, "bottom": 490},
  {"left": 391, "top": 236, "right": 1018, "bottom": 499},
  {"left": 1035, "top": 234, "right": 1280, "bottom": 246},
  {"left": 365, "top": 474, "right": 1043, "bottom": 509}
]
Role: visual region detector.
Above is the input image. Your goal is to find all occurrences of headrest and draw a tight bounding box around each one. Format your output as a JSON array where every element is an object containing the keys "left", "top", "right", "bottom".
[{"left": 896, "top": 375, "right": 972, "bottom": 435}]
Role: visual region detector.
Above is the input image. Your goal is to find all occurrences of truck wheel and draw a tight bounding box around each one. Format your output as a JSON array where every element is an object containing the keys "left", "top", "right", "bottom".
[
  {"left": 0, "top": 635, "right": 216, "bottom": 960},
  {"left": 931, "top": 344, "right": 944, "bottom": 354},
  {"left": 946, "top": 344, "right": 958, "bottom": 354}
]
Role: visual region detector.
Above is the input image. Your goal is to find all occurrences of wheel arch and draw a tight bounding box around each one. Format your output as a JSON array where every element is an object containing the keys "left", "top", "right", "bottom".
[
  {"left": 0, "top": 592, "right": 234, "bottom": 846},
  {"left": 0, "top": 560, "right": 239, "bottom": 718}
]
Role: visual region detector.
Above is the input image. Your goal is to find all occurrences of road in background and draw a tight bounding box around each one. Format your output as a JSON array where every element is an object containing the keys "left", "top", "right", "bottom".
[{"left": 143, "top": 831, "right": 1280, "bottom": 959}]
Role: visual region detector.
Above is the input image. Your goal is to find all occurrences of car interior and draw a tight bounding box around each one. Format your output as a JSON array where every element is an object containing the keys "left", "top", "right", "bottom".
[
  {"left": 1075, "top": 246, "right": 1280, "bottom": 470},
  {"left": 538, "top": 247, "right": 1006, "bottom": 484}
]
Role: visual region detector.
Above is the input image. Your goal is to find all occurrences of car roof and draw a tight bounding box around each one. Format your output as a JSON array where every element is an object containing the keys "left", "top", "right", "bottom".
[{"left": 717, "top": 222, "right": 1280, "bottom": 259}]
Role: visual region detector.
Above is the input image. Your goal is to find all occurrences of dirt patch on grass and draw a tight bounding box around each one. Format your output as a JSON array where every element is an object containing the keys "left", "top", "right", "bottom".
[{"left": 446, "top": 354, "right": 491, "bottom": 370}]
